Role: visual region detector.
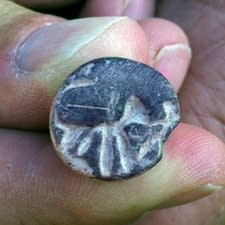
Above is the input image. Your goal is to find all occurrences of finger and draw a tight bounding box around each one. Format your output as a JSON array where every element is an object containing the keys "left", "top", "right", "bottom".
[
  {"left": 1, "top": 124, "right": 225, "bottom": 224},
  {"left": 0, "top": 1, "right": 148, "bottom": 129},
  {"left": 139, "top": 18, "right": 192, "bottom": 91},
  {"left": 82, "top": 0, "right": 155, "bottom": 19}
]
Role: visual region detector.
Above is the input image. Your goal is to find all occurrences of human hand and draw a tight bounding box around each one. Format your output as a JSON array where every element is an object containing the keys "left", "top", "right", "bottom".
[
  {"left": 136, "top": 1, "right": 225, "bottom": 225},
  {"left": 0, "top": 1, "right": 224, "bottom": 225}
]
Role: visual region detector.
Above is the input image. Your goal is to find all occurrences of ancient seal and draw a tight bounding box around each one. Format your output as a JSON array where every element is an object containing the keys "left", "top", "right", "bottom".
[{"left": 49, "top": 57, "right": 180, "bottom": 180}]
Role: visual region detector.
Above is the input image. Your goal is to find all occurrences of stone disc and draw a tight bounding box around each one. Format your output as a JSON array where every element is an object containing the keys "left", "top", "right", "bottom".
[{"left": 49, "top": 57, "right": 180, "bottom": 180}]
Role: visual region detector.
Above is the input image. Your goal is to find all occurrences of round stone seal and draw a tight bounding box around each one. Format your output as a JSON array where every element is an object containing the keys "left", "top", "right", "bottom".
[{"left": 50, "top": 57, "right": 180, "bottom": 180}]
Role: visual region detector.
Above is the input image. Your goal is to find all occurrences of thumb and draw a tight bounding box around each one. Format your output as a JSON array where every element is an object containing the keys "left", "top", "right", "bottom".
[{"left": 0, "top": 1, "right": 148, "bottom": 129}]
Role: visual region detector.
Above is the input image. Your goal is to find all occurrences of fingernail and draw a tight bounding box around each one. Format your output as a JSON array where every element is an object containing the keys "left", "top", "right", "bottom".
[
  {"left": 168, "top": 183, "right": 223, "bottom": 206},
  {"left": 122, "top": 0, "right": 154, "bottom": 20},
  {"left": 16, "top": 17, "right": 126, "bottom": 72},
  {"left": 154, "top": 44, "right": 192, "bottom": 91},
  {"left": 199, "top": 183, "right": 224, "bottom": 193},
  {"left": 186, "top": 183, "right": 224, "bottom": 201}
]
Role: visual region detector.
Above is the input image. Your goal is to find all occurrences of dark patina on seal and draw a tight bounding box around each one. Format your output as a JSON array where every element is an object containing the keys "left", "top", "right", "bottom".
[{"left": 50, "top": 57, "right": 180, "bottom": 180}]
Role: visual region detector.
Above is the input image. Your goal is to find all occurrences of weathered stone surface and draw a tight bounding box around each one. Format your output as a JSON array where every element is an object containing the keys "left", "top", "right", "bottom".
[{"left": 50, "top": 57, "right": 180, "bottom": 180}]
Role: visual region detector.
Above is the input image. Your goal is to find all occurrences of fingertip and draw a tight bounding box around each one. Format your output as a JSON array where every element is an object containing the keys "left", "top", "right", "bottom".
[
  {"left": 125, "top": 123, "right": 225, "bottom": 208},
  {"left": 139, "top": 18, "right": 191, "bottom": 91},
  {"left": 166, "top": 123, "right": 225, "bottom": 187}
]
